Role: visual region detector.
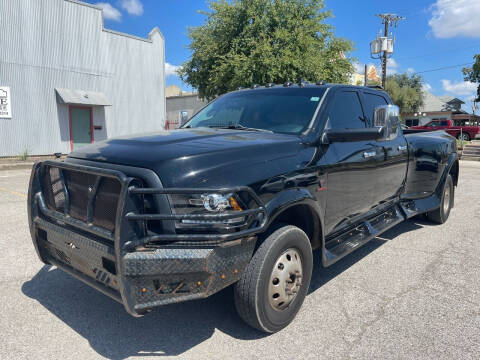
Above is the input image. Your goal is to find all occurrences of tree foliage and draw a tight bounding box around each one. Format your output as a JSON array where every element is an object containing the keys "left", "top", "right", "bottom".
[
  {"left": 179, "top": 0, "right": 354, "bottom": 99},
  {"left": 385, "top": 73, "right": 425, "bottom": 114},
  {"left": 463, "top": 54, "right": 480, "bottom": 101}
]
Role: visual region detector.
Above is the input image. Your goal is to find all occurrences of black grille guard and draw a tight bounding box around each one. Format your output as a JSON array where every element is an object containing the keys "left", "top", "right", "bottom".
[
  {"left": 28, "top": 160, "right": 267, "bottom": 316},
  {"left": 31, "top": 161, "right": 268, "bottom": 252}
]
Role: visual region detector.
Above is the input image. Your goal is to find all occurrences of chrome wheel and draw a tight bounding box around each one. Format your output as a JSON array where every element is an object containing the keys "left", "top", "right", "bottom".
[
  {"left": 268, "top": 248, "right": 303, "bottom": 311},
  {"left": 443, "top": 183, "right": 451, "bottom": 214},
  {"left": 459, "top": 133, "right": 470, "bottom": 141}
]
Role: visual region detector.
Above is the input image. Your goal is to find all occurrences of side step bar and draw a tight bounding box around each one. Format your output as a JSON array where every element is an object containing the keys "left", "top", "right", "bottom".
[{"left": 323, "top": 205, "right": 405, "bottom": 267}]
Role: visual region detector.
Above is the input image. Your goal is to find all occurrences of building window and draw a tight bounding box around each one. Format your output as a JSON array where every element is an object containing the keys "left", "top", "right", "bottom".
[{"left": 405, "top": 119, "right": 418, "bottom": 127}]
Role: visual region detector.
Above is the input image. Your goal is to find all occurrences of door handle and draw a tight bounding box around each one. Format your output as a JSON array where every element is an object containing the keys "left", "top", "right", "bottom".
[
  {"left": 398, "top": 145, "right": 407, "bottom": 151},
  {"left": 363, "top": 151, "right": 376, "bottom": 159}
]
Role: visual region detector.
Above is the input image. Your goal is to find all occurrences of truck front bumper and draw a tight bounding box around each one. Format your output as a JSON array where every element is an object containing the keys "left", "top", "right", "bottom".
[{"left": 28, "top": 161, "right": 266, "bottom": 316}]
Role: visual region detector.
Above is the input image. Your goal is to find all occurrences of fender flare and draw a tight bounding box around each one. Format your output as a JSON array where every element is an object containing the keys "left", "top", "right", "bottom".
[
  {"left": 435, "top": 152, "right": 459, "bottom": 198},
  {"left": 263, "top": 188, "right": 324, "bottom": 250}
]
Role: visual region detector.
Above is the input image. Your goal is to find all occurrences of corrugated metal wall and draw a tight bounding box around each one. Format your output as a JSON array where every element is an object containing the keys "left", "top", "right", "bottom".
[{"left": 0, "top": 0, "right": 165, "bottom": 156}]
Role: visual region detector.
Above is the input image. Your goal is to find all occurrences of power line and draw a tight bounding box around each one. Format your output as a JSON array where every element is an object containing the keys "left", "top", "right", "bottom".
[
  {"left": 387, "top": 0, "right": 462, "bottom": 18},
  {"left": 395, "top": 43, "right": 480, "bottom": 61},
  {"left": 413, "top": 62, "right": 474, "bottom": 75}
]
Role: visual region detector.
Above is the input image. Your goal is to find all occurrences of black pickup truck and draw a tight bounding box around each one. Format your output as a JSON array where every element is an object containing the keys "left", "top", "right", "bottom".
[{"left": 28, "top": 83, "right": 459, "bottom": 333}]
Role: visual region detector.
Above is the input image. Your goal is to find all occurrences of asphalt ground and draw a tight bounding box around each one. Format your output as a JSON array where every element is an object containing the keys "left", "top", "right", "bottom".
[{"left": 0, "top": 161, "right": 479, "bottom": 360}]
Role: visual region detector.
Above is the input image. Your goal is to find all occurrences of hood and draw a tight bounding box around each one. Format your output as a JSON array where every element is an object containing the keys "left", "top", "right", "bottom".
[{"left": 68, "top": 128, "right": 310, "bottom": 187}]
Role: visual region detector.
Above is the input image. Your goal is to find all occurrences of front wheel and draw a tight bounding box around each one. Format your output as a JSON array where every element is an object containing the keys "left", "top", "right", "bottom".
[
  {"left": 234, "top": 225, "right": 313, "bottom": 333},
  {"left": 426, "top": 174, "right": 454, "bottom": 224}
]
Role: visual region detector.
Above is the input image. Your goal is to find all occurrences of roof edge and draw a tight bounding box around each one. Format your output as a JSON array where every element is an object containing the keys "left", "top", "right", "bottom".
[
  {"left": 64, "top": 0, "right": 163, "bottom": 43},
  {"left": 166, "top": 94, "right": 199, "bottom": 99},
  {"left": 148, "top": 27, "right": 165, "bottom": 41}
]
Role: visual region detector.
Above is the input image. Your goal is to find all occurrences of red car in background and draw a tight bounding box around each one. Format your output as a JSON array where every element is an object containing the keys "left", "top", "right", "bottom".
[{"left": 409, "top": 119, "right": 480, "bottom": 141}]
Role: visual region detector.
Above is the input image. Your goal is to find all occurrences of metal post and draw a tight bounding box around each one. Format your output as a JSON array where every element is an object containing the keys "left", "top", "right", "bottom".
[
  {"left": 364, "top": 64, "right": 368, "bottom": 86},
  {"left": 460, "top": 128, "right": 464, "bottom": 156}
]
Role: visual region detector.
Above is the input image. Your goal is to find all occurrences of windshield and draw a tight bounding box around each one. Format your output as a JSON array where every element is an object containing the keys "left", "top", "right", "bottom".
[{"left": 183, "top": 88, "right": 326, "bottom": 134}]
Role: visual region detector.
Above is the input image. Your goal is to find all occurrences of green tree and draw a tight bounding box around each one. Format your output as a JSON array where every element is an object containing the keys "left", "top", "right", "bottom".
[
  {"left": 385, "top": 73, "right": 425, "bottom": 114},
  {"left": 179, "top": 0, "right": 354, "bottom": 99},
  {"left": 463, "top": 54, "right": 480, "bottom": 101}
]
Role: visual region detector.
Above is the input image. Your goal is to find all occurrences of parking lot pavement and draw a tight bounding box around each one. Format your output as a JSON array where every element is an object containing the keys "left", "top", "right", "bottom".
[{"left": 0, "top": 162, "right": 479, "bottom": 360}]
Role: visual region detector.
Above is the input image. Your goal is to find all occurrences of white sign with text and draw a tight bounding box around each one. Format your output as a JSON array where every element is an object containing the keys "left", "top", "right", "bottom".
[{"left": 0, "top": 87, "right": 12, "bottom": 118}]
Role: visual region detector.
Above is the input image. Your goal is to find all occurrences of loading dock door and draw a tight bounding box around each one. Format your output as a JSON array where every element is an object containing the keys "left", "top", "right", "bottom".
[{"left": 70, "top": 107, "right": 93, "bottom": 150}]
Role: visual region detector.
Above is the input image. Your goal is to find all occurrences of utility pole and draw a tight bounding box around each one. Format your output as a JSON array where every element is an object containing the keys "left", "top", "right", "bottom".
[
  {"left": 364, "top": 64, "right": 368, "bottom": 86},
  {"left": 370, "top": 14, "right": 405, "bottom": 88}
]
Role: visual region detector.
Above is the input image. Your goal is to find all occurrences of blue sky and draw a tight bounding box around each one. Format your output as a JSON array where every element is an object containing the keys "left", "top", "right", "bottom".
[{"left": 87, "top": 0, "right": 480, "bottom": 112}]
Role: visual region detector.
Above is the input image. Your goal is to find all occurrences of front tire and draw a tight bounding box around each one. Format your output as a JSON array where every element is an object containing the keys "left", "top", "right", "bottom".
[
  {"left": 457, "top": 132, "right": 470, "bottom": 141},
  {"left": 234, "top": 225, "right": 313, "bottom": 333},
  {"left": 426, "top": 174, "right": 454, "bottom": 224}
]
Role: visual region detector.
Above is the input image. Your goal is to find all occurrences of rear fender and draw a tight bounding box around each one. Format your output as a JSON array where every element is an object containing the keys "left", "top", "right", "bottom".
[
  {"left": 401, "top": 152, "right": 459, "bottom": 217},
  {"left": 435, "top": 153, "right": 459, "bottom": 197}
]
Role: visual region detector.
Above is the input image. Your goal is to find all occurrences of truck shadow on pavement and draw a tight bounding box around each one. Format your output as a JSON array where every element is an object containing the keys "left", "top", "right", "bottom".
[
  {"left": 308, "top": 219, "right": 425, "bottom": 293},
  {"left": 22, "top": 219, "right": 425, "bottom": 359}
]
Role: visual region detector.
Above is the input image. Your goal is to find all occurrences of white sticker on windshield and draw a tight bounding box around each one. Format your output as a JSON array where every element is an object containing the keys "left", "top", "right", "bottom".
[{"left": 310, "top": 97, "right": 320, "bottom": 102}]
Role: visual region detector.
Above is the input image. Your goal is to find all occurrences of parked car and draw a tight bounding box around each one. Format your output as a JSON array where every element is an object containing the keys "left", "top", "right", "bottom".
[
  {"left": 28, "top": 84, "right": 459, "bottom": 333},
  {"left": 409, "top": 119, "right": 480, "bottom": 141}
]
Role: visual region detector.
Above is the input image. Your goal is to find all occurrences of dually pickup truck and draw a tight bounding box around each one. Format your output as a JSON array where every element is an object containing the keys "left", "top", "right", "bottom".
[
  {"left": 409, "top": 118, "right": 480, "bottom": 141},
  {"left": 28, "top": 83, "right": 459, "bottom": 333}
]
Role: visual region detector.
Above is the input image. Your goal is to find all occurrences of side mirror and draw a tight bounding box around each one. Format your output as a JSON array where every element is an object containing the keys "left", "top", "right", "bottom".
[
  {"left": 374, "top": 105, "right": 400, "bottom": 140},
  {"left": 179, "top": 111, "right": 189, "bottom": 125}
]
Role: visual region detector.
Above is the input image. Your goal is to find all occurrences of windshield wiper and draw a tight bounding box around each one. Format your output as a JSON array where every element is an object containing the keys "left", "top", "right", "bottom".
[{"left": 208, "top": 124, "right": 273, "bottom": 133}]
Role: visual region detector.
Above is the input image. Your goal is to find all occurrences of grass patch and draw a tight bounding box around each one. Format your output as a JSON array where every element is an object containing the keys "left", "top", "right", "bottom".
[
  {"left": 457, "top": 139, "right": 471, "bottom": 150},
  {"left": 18, "top": 149, "right": 29, "bottom": 161}
]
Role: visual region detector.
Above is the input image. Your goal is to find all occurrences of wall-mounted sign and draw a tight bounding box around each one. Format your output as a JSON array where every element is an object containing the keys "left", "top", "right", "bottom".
[{"left": 0, "top": 87, "right": 12, "bottom": 119}]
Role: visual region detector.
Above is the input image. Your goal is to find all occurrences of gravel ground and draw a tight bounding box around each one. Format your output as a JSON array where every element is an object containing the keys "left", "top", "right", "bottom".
[{"left": 0, "top": 161, "right": 479, "bottom": 360}]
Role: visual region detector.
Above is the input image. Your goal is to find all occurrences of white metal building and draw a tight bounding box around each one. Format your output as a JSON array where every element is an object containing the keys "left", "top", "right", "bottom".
[{"left": 0, "top": 0, "right": 166, "bottom": 157}]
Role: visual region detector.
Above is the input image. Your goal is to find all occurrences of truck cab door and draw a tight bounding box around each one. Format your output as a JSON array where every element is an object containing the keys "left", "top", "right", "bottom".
[
  {"left": 361, "top": 91, "right": 408, "bottom": 207},
  {"left": 322, "top": 90, "right": 378, "bottom": 235}
]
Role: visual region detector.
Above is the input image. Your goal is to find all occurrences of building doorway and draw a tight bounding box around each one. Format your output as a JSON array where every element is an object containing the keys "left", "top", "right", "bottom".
[{"left": 69, "top": 106, "right": 93, "bottom": 150}]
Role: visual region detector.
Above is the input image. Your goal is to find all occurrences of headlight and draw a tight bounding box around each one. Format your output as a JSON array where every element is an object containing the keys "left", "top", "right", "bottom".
[
  {"left": 169, "top": 193, "right": 246, "bottom": 228},
  {"left": 201, "top": 194, "right": 231, "bottom": 212}
]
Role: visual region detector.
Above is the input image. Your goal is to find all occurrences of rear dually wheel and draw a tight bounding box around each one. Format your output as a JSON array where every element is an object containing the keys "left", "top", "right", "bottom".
[{"left": 426, "top": 174, "right": 454, "bottom": 224}]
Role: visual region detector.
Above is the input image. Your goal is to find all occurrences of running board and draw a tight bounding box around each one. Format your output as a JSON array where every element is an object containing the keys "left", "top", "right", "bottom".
[
  {"left": 323, "top": 205, "right": 405, "bottom": 267},
  {"left": 400, "top": 194, "right": 441, "bottom": 219}
]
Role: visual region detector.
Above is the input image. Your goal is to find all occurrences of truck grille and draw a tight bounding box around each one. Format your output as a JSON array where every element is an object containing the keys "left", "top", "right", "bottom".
[{"left": 40, "top": 165, "right": 121, "bottom": 233}]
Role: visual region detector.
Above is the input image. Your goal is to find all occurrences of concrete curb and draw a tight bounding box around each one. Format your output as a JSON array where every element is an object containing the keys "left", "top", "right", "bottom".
[{"left": 0, "top": 162, "right": 35, "bottom": 171}]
